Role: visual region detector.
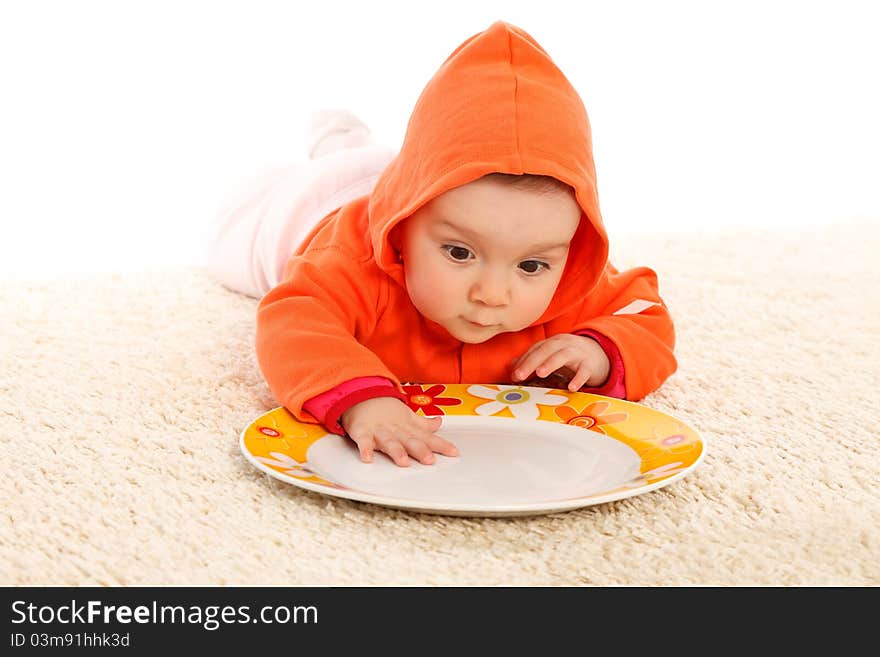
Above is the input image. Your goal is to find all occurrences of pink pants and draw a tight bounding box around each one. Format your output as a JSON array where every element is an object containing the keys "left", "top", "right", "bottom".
[{"left": 206, "top": 144, "right": 397, "bottom": 298}]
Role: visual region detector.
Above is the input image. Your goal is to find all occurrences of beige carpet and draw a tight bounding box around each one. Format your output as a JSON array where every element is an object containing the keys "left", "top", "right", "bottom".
[{"left": 2, "top": 220, "right": 878, "bottom": 586}]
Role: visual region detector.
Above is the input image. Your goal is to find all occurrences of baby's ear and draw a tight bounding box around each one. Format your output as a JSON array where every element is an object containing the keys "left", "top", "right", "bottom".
[{"left": 387, "top": 223, "right": 404, "bottom": 253}]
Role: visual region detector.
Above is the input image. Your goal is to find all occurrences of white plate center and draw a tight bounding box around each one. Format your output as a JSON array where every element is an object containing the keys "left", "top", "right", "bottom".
[{"left": 306, "top": 415, "right": 641, "bottom": 505}]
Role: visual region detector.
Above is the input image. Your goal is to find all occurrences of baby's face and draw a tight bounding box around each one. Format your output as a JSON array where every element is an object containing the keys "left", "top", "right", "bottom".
[{"left": 400, "top": 176, "right": 581, "bottom": 344}]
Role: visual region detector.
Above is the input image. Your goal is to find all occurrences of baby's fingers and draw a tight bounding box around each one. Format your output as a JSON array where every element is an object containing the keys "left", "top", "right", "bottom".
[
  {"left": 425, "top": 432, "right": 459, "bottom": 458},
  {"left": 511, "top": 344, "right": 560, "bottom": 381},
  {"left": 403, "top": 437, "right": 436, "bottom": 465},
  {"left": 415, "top": 415, "right": 458, "bottom": 459},
  {"left": 566, "top": 363, "right": 593, "bottom": 391},
  {"left": 375, "top": 436, "right": 412, "bottom": 467},
  {"left": 347, "top": 432, "right": 376, "bottom": 463}
]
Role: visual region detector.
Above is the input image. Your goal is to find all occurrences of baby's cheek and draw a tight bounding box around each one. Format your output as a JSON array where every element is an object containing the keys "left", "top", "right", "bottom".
[
  {"left": 406, "top": 273, "right": 452, "bottom": 322},
  {"left": 520, "top": 286, "right": 558, "bottom": 325}
]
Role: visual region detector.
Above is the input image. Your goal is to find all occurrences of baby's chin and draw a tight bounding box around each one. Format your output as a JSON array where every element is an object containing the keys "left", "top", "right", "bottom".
[{"left": 454, "top": 333, "right": 497, "bottom": 344}]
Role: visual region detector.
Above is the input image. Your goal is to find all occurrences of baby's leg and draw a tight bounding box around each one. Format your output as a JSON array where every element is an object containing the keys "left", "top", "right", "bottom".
[{"left": 206, "top": 113, "right": 396, "bottom": 298}]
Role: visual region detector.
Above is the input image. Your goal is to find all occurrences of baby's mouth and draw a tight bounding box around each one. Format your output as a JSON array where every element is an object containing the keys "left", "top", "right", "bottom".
[{"left": 464, "top": 318, "right": 498, "bottom": 328}]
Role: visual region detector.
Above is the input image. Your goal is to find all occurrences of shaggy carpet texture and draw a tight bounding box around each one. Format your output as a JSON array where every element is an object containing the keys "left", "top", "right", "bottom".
[{"left": 2, "top": 220, "right": 878, "bottom": 586}]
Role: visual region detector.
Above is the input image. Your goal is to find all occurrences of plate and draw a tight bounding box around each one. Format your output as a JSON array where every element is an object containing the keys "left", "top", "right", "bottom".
[{"left": 240, "top": 384, "right": 705, "bottom": 517}]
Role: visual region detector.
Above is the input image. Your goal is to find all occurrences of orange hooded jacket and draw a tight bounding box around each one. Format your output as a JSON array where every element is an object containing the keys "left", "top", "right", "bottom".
[{"left": 256, "top": 21, "right": 677, "bottom": 424}]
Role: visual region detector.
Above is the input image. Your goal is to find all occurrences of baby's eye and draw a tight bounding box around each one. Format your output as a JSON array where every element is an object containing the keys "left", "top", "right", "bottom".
[
  {"left": 442, "top": 245, "right": 474, "bottom": 261},
  {"left": 519, "top": 260, "right": 549, "bottom": 274}
]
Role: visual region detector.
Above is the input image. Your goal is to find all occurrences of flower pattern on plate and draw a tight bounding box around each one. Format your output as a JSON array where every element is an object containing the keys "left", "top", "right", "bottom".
[
  {"left": 255, "top": 452, "right": 316, "bottom": 479},
  {"left": 254, "top": 420, "right": 307, "bottom": 451},
  {"left": 467, "top": 384, "right": 567, "bottom": 420},
  {"left": 554, "top": 400, "right": 628, "bottom": 434},
  {"left": 621, "top": 462, "right": 688, "bottom": 488},
  {"left": 402, "top": 384, "right": 462, "bottom": 415}
]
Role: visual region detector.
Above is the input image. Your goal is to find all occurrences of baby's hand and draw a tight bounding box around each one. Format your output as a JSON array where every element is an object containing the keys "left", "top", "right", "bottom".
[
  {"left": 340, "top": 397, "right": 459, "bottom": 467},
  {"left": 510, "top": 334, "right": 610, "bottom": 391}
]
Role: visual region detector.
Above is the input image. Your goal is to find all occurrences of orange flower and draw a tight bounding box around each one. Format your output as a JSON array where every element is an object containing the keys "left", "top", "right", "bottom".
[
  {"left": 402, "top": 384, "right": 462, "bottom": 415},
  {"left": 554, "top": 400, "right": 628, "bottom": 434}
]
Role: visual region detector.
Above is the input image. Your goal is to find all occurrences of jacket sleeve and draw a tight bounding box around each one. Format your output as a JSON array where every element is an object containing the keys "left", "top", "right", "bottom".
[
  {"left": 303, "top": 376, "right": 406, "bottom": 435},
  {"left": 255, "top": 245, "right": 399, "bottom": 423},
  {"left": 567, "top": 262, "right": 677, "bottom": 400},
  {"left": 575, "top": 329, "right": 626, "bottom": 398}
]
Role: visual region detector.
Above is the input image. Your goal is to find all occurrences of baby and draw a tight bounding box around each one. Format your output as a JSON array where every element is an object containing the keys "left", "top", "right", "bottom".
[{"left": 208, "top": 21, "right": 677, "bottom": 467}]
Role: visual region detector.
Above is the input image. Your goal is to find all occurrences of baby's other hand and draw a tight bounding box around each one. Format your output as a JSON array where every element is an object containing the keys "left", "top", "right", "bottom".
[
  {"left": 340, "top": 397, "right": 459, "bottom": 467},
  {"left": 510, "top": 334, "right": 610, "bottom": 391}
]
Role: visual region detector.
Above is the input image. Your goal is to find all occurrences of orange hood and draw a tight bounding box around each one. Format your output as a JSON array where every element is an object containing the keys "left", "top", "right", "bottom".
[{"left": 368, "top": 21, "right": 609, "bottom": 323}]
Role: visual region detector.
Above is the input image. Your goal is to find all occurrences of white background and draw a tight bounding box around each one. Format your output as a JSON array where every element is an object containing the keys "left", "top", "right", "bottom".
[{"left": 1, "top": 0, "right": 878, "bottom": 276}]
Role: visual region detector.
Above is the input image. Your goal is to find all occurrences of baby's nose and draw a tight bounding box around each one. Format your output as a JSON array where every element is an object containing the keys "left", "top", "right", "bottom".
[{"left": 470, "top": 274, "right": 509, "bottom": 306}]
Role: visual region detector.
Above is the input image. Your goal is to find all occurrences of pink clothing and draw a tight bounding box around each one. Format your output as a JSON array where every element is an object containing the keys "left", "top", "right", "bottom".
[
  {"left": 207, "top": 144, "right": 396, "bottom": 299},
  {"left": 303, "top": 376, "right": 404, "bottom": 434},
  {"left": 576, "top": 329, "right": 626, "bottom": 397}
]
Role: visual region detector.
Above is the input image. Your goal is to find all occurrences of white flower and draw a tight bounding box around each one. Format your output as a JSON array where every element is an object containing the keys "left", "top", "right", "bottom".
[
  {"left": 255, "top": 452, "right": 315, "bottom": 479},
  {"left": 467, "top": 384, "right": 567, "bottom": 420}
]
